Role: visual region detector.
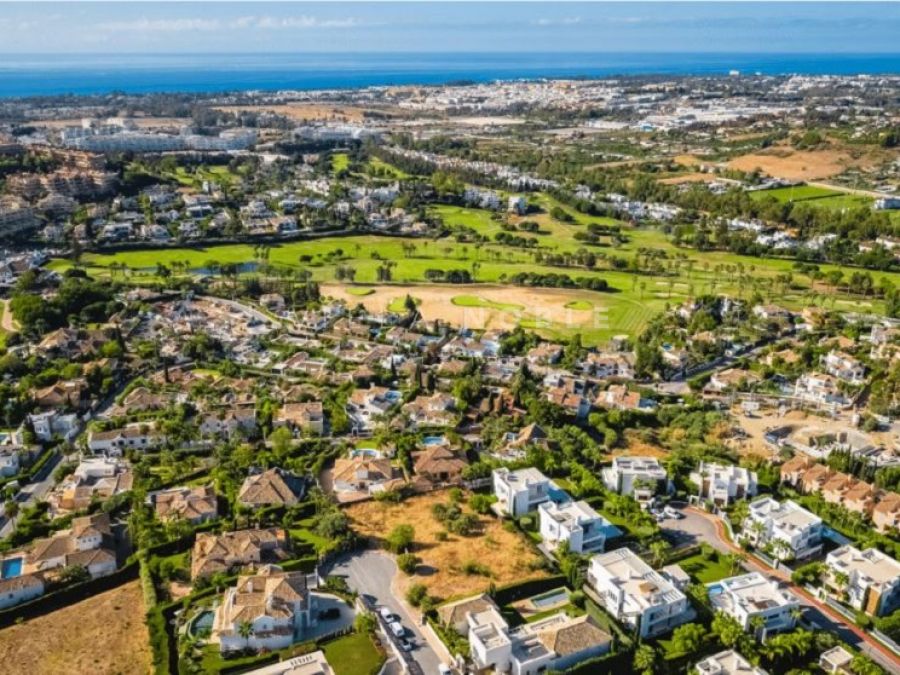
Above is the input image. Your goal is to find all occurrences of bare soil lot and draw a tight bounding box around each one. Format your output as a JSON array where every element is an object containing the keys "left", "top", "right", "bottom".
[
  {"left": 322, "top": 283, "right": 601, "bottom": 332},
  {"left": 213, "top": 103, "right": 397, "bottom": 123},
  {"left": 726, "top": 143, "right": 897, "bottom": 181},
  {"left": 0, "top": 580, "right": 151, "bottom": 675},
  {"left": 345, "top": 491, "right": 549, "bottom": 602}
]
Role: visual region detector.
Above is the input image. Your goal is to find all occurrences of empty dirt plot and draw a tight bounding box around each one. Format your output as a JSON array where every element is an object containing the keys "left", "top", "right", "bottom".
[
  {"left": 726, "top": 143, "right": 897, "bottom": 181},
  {"left": 213, "top": 103, "right": 393, "bottom": 123},
  {"left": 321, "top": 283, "right": 605, "bottom": 334},
  {"left": 345, "top": 491, "right": 549, "bottom": 601},
  {"left": 0, "top": 580, "right": 151, "bottom": 675}
]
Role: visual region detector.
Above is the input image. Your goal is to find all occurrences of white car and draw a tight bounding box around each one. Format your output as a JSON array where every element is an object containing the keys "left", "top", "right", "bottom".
[
  {"left": 438, "top": 666, "right": 453, "bottom": 675},
  {"left": 664, "top": 506, "right": 683, "bottom": 519},
  {"left": 379, "top": 606, "right": 396, "bottom": 622},
  {"left": 389, "top": 621, "right": 405, "bottom": 638}
]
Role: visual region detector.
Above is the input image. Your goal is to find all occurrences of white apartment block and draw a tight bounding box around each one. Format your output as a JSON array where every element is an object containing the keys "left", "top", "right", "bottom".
[
  {"left": 708, "top": 573, "right": 799, "bottom": 636},
  {"left": 826, "top": 545, "right": 900, "bottom": 617},
  {"left": 493, "top": 467, "right": 559, "bottom": 517},
  {"left": 601, "top": 456, "right": 668, "bottom": 502},
  {"left": 587, "top": 547, "right": 694, "bottom": 638},
  {"left": 695, "top": 650, "right": 769, "bottom": 675},
  {"left": 538, "top": 500, "right": 622, "bottom": 554},
  {"left": 821, "top": 350, "right": 866, "bottom": 385},
  {"left": 689, "top": 462, "right": 758, "bottom": 506},
  {"left": 467, "top": 605, "right": 611, "bottom": 675},
  {"left": 744, "top": 498, "right": 823, "bottom": 560}
]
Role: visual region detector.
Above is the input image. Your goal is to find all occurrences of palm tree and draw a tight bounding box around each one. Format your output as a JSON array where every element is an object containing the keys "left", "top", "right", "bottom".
[
  {"left": 237, "top": 620, "right": 254, "bottom": 646},
  {"left": 633, "top": 644, "right": 657, "bottom": 675},
  {"left": 831, "top": 570, "right": 850, "bottom": 600},
  {"left": 749, "top": 614, "right": 767, "bottom": 643}
]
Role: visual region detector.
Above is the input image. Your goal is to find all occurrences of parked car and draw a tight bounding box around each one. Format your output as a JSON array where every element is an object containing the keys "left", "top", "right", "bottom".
[
  {"left": 664, "top": 506, "right": 683, "bottom": 519},
  {"left": 438, "top": 666, "right": 453, "bottom": 675},
  {"left": 389, "top": 621, "right": 405, "bottom": 638},
  {"left": 379, "top": 606, "right": 396, "bottom": 622},
  {"left": 399, "top": 638, "right": 414, "bottom": 652}
]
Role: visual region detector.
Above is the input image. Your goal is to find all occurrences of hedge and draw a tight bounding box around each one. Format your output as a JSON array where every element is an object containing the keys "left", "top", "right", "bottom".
[
  {"left": 0, "top": 560, "right": 139, "bottom": 629},
  {"left": 553, "top": 650, "right": 633, "bottom": 675},
  {"left": 491, "top": 574, "right": 567, "bottom": 606}
]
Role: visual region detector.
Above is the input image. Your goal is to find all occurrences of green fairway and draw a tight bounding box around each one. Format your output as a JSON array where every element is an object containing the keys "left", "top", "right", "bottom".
[
  {"left": 564, "top": 300, "right": 593, "bottom": 311},
  {"left": 750, "top": 184, "right": 842, "bottom": 203},
  {"left": 387, "top": 295, "right": 420, "bottom": 312},
  {"left": 367, "top": 156, "right": 411, "bottom": 179},
  {"left": 452, "top": 295, "right": 524, "bottom": 312}
]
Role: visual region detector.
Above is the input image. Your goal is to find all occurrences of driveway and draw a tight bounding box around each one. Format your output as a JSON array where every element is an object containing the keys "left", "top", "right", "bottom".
[{"left": 324, "top": 549, "right": 445, "bottom": 675}]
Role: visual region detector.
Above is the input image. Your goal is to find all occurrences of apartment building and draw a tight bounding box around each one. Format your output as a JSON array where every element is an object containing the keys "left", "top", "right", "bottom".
[
  {"left": 538, "top": 500, "right": 621, "bottom": 554},
  {"left": 601, "top": 456, "right": 668, "bottom": 502},
  {"left": 493, "top": 467, "right": 560, "bottom": 517},
  {"left": 708, "top": 573, "right": 799, "bottom": 636},
  {"left": 826, "top": 545, "right": 900, "bottom": 617},
  {"left": 744, "top": 498, "right": 823, "bottom": 560},
  {"left": 587, "top": 547, "right": 694, "bottom": 638},
  {"left": 689, "top": 462, "right": 758, "bottom": 506}
]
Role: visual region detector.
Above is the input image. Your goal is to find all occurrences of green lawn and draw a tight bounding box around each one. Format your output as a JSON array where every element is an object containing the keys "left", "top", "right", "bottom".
[
  {"left": 387, "top": 295, "right": 420, "bottom": 313},
  {"left": 749, "top": 184, "right": 843, "bottom": 203},
  {"left": 367, "top": 156, "right": 411, "bottom": 179},
  {"left": 322, "top": 631, "right": 385, "bottom": 675},
  {"left": 345, "top": 286, "right": 375, "bottom": 296},
  {"left": 452, "top": 294, "right": 524, "bottom": 312},
  {"left": 674, "top": 552, "right": 735, "bottom": 583},
  {"left": 564, "top": 300, "right": 593, "bottom": 311}
]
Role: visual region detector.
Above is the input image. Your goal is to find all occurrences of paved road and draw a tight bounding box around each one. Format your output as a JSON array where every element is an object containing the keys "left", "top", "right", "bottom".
[
  {"left": 325, "top": 549, "right": 445, "bottom": 675},
  {"left": 0, "top": 452, "right": 61, "bottom": 538},
  {"left": 667, "top": 507, "right": 900, "bottom": 673}
]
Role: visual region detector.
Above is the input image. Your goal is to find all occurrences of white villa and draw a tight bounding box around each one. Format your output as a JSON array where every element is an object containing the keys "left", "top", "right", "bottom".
[
  {"left": 695, "top": 650, "right": 769, "bottom": 675},
  {"left": 538, "top": 500, "right": 621, "bottom": 554},
  {"left": 493, "top": 467, "right": 559, "bottom": 518},
  {"left": 822, "top": 350, "right": 866, "bottom": 385},
  {"left": 601, "top": 456, "right": 668, "bottom": 502},
  {"left": 467, "top": 604, "right": 611, "bottom": 675},
  {"left": 744, "top": 498, "right": 823, "bottom": 561},
  {"left": 826, "top": 545, "right": 900, "bottom": 617},
  {"left": 587, "top": 547, "right": 694, "bottom": 638},
  {"left": 708, "top": 573, "right": 799, "bottom": 636},
  {"left": 689, "top": 462, "right": 758, "bottom": 506},
  {"left": 213, "top": 565, "right": 316, "bottom": 653}
]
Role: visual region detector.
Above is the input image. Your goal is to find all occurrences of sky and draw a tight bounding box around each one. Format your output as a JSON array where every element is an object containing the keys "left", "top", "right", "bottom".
[{"left": 0, "top": 2, "right": 899, "bottom": 54}]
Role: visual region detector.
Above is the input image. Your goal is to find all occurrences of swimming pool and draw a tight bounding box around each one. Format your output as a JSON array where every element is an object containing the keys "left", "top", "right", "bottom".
[
  {"left": 1, "top": 557, "right": 23, "bottom": 579},
  {"left": 707, "top": 583, "right": 724, "bottom": 596},
  {"left": 187, "top": 610, "right": 214, "bottom": 638},
  {"left": 423, "top": 436, "right": 447, "bottom": 446},
  {"left": 530, "top": 588, "right": 569, "bottom": 609}
]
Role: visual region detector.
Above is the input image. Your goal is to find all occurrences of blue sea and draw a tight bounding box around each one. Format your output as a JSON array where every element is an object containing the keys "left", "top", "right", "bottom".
[{"left": 1, "top": 52, "right": 899, "bottom": 98}]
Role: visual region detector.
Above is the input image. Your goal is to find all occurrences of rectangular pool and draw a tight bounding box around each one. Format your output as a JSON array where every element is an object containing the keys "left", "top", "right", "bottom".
[{"left": 1, "top": 557, "right": 23, "bottom": 579}]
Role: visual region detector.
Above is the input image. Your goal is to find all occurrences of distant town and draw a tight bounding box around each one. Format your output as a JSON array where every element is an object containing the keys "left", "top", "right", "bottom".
[{"left": 1, "top": 72, "right": 900, "bottom": 675}]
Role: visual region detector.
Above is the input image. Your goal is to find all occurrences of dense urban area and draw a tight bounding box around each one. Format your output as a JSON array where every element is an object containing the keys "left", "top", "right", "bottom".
[{"left": 1, "top": 73, "right": 900, "bottom": 675}]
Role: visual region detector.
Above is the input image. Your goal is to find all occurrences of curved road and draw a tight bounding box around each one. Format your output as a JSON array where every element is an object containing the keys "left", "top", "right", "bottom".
[{"left": 676, "top": 507, "right": 900, "bottom": 672}]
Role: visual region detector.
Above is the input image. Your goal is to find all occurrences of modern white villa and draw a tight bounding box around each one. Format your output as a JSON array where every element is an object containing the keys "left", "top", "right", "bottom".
[
  {"left": 743, "top": 497, "right": 823, "bottom": 560},
  {"left": 825, "top": 545, "right": 900, "bottom": 617},
  {"left": 538, "top": 500, "right": 621, "bottom": 554},
  {"left": 601, "top": 456, "right": 668, "bottom": 503},
  {"left": 708, "top": 572, "right": 799, "bottom": 636},
  {"left": 493, "top": 467, "right": 560, "bottom": 517},
  {"left": 689, "top": 462, "right": 758, "bottom": 506},
  {"left": 586, "top": 547, "right": 694, "bottom": 638}
]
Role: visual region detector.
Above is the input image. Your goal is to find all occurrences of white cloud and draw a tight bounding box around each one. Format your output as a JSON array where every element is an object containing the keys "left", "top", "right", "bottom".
[
  {"left": 247, "top": 16, "right": 362, "bottom": 30},
  {"left": 97, "top": 18, "right": 222, "bottom": 33},
  {"left": 531, "top": 17, "right": 582, "bottom": 27}
]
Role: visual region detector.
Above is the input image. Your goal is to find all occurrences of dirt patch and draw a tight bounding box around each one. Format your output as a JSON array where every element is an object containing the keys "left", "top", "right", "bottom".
[
  {"left": 322, "top": 283, "right": 602, "bottom": 332},
  {"left": 726, "top": 143, "right": 896, "bottom": 181},
  {"left": 660, "top": 172, "right": 722, "bottom": 185},
  {"left": 345, "top": 491, "right": 549, "bottom": 602},
  {"left": 213, "top": 104, "right": 396, "bottom": 123},
  {"left": 618, "top": 432, "right": 670, "bottom": 460},
  {"left": 0, "top": 580, "right": 151, "bottom": 675}
]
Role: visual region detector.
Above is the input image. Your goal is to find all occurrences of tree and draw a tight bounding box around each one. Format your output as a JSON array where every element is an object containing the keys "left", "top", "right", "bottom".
[
  {"left": 268, "top": 425, "right": 293, "bottom": 455},
  {"left": 711, "top": 612, "right": 743, "bottom": 648},
  {"left": 386, "top": 523, "right": 415, "bottom": 553},
  {"left": 670, "top": 622, "right": 708, "bottom": 655},
  {"left": 649, "top": 539, "right": 672, "bottom": 567},
  {"left": 406, "top": 583, "right": 428, "bottom": 607},
  {"left": 851, "top": 653, "right": 886, "bottom": 675},
  {"left": 397, "top": 553, "right": 420, "bottom": 575},
  {"left": 633, "top": 644, "right": 658, "bottom": 675},
  {"left": 354, "top": 611, "right": 377, "bottom": 634},
  {"left": 237, "top": 620, "right": 254, "bottom": 645}
]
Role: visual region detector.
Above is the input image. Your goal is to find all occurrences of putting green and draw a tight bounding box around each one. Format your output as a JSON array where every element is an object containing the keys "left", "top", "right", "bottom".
[
  {"left": 564, "top": 300, "right": 593, "bottom": 311},
  {"left": 345, "top": 287, "right": 375, "bottom": 296},
  {"left": 452, "top": 295, "right": 524, "bottom": 312}
]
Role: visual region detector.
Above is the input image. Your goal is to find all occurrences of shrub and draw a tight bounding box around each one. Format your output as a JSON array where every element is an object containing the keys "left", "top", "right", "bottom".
[
  {"left": 406, "top": 584, "right": 428, "bottom": 607},
  {"left": 570, "top": 590, "right": 585, "bottom": 609},
  {"left": 397, "top": 553, "right": 420, "bottom": 575},
  {"left": 461, "top": 560, "right": 491, "bottom": 577},
  {"left": 386, "top": 524, "right": 415, "bottom": 554}
]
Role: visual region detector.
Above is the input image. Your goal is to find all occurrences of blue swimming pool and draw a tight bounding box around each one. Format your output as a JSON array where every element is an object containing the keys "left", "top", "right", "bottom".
[
  {"left": 423, "top": 436, "right": 447, "bottom": 446},
  {"left": 531, "top": 588, "right": 569, "bottom": 609},
  {"left": 188, "top": 610, "right": 214, "bottom": 638},
  {"left": 707, "top": 583, "right": 724, "bottom": 596},
  {"left": 1, "top": 557, "right": 23, "bottom": 579}
]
